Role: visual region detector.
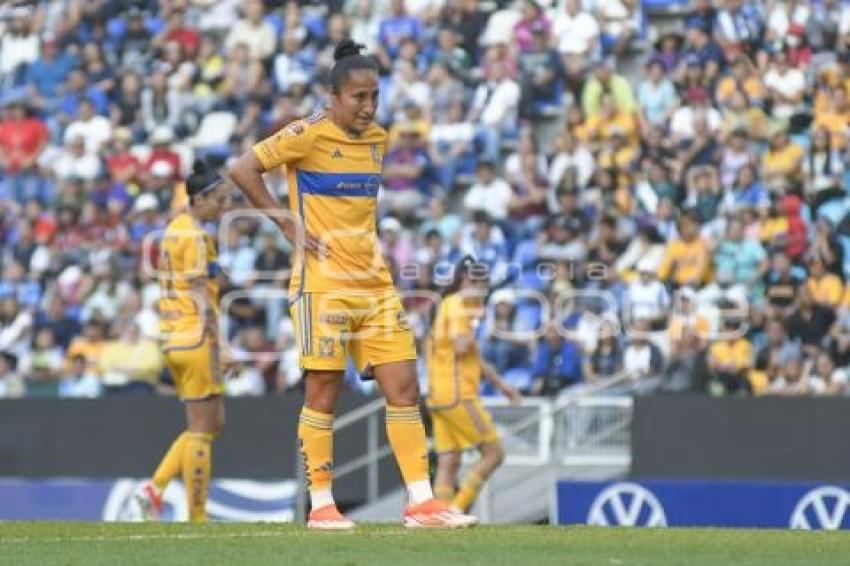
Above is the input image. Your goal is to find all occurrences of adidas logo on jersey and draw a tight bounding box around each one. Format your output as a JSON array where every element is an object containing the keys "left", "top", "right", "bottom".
[{"left": 331, "top": 148, "right": 344, "bottom": 159}]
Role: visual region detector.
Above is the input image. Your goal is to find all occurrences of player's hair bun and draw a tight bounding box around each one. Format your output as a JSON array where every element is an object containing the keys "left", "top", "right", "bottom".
[{"left": 334, "top": 40, "right": 365, "bottom": 63}]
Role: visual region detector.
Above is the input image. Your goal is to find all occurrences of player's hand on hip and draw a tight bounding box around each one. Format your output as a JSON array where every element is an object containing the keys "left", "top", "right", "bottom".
[{"left": 279, "top": 220, "right": 329, "bottom": 259}]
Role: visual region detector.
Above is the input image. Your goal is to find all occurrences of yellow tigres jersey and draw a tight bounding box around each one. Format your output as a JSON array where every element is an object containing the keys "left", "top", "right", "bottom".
[
  {"left": 253, "top": 111, "right": 394, "bottom": 297},
  {"left": 158, "top": 213, "right": 219, "bottom": 349},
  {"left": 426, "top": 293, "right": 482, "bottom": 409}
]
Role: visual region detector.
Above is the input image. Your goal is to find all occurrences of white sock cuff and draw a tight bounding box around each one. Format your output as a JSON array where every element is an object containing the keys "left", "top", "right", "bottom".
[
  {"left": 407, "top": 480, "right": 434, "bottom": 505},
  {"left": 309, "top": 488, "right": 335, "bottom": 510}
]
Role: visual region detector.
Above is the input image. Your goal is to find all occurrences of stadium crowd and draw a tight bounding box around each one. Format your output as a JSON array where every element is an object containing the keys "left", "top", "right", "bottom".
[{"left": 2, "top": 0, "right": 850, "bottom": 398}]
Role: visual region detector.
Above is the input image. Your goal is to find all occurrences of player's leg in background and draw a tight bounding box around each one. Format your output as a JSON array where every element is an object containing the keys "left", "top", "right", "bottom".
[
  {"left": 183, "top": 395, "right": 224, "bottom": 523},
  {"left": 373, "top": 360, "right": 434, "bottom": 504},
  {"left": 453, "top": 439, "right": 505, "bottom": 513},
  {"left": 300, "top": 370, "right": 344, "bottom": 513},
  {"left": 434, "top": 450, "right": 461, "bottom": 503}
]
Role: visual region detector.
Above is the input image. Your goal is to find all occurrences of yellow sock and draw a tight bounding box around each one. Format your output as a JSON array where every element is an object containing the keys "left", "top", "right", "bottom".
[
  {"left": 434, "top": 484, "right": 455, "bottom": 503},
  {"left": 298, "top": 407, "right": 334, "bottom": 492},
  {"left": 153, "top": 432, "right": 188, "bottom": 491},
  {"left": 386, "top": 404, "right": 429, "bottom": 484},
  {"left": 453, "top": 470, "right": 484, "bottom": 512},
  {"left": 182, "top": 432, "right": 213, "bottom": 523}
]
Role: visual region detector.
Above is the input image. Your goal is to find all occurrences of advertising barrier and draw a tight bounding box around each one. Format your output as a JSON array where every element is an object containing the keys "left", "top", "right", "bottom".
[
  {"left": 556, "top": 480, "right": 850, "bottom": 530},
  {"left": 0, "top": 478, "right": 297, "bottom": 522}
]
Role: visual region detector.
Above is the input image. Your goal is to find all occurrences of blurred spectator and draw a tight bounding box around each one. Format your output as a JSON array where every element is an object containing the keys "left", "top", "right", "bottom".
[
  {"left": 752, "top": 318, "right": 800, "bottom": 394},
  {"left": 99, "top": 322, "right": 162, "bottom": 394},
  {"left": 514, "top": 0, "right": 551, "bottom": 54},
  {"left": 59, "top": 354, "right": 101, "bottom": 398},
  {"left": 638, "top": 60, "right": 678, "bottom": 131},
  {"left": 153, "top": 6, "right": 200, "bottom": 59},
  {"left": 714, "top": 218, "right": 768, "bottom": 296},
  {"left": 429, "top": 98, "right": 476, "bottom": 191},
  {"left": 460, "top": 212, "right": 509, "bottom": 284},
  {"left": 529, "top": 323, "right": 583, "bottom": 395},
  {"left": 0, "top": 296, "right": 33, "bottom": 359},
  {"left": 227, "top": 326, "right": 277, "bottom": 395},
  {"left": 586, "top": 318, "right": 623, "bottom": 380},
  {"left": 517, "top": 23, "right": 563, "bottom": 119},
  {"left": 0, "top": 99, "right": 50, "bottom": 202},
  {"left": 63, "top": 99, "right": 112, "bottom": 155},
  {"left": 622, "top": 319, "right": 665, "bottom": 378},
  {"left": 468, "top": 61, "right": 520, "bottom": 164},
  {"left": 552, "top": 0, "right": 600, "bottom": 59},
  {"left": 34, "top": 296, "right": 79, "bottom": 351},
  {"left": 805, "top": 254, "right": 843, "bottom": 309},
  {"left": 763, "top": 250, "right": 800, "bottom": 317},
  {"left": 807, "top": 0, "right": 850, "bottom": 55},
  {"left": 0, "top": 351, "right": 23, "bottom": 398},
  {"left": 808, "top": 351, "right": 849, "bottom": 396},
  {"left": 582, "top": 59, "right": 636, "bottom": 117},
  {"left": 0, "top": 7, "right": 39, "bottom": 86},
  {"left": 380, "top": 216, "right": 415, "bottom": 272},
  {"left": 382, "top": 125, "right": 434, "bottom": 217},
  {"left": 376, "top": 0, "right": 423, "bottom": 70},
  {"left": 418, "top": 197, "right": 462, "bottom": 243},
  {"left": 225, "top": 0, "right": 277, "bottom": 62},
  {"left": 464, "top": 161, "right": 512, "bottom": 221},
  {"left": 765, "top": 355, "right": 808, "bottom": 395},
  {"left": 117, "top": 8, "right": 153, "bottom": 71},
  {"left": 657, "top": 210, "right": 712, "bottom": 288},
  {"left": 659, "top": 328, "right": 709, "bottom": 393},
  {"left": 624, "top": 258, "right": 669, "bottom": 329},
  {"left": 20, "top": 327, "right": 64, "bottom": 397},
  {"left": 274, "top": 31, "right": 316, "bottom": 93},
  {"left": 708, "top": 317, "right": 753, "bottom": 394},
  {"left": 480, "top": 288, "right": 531, "bottom": 375},
  {"left": 714, "top": 0, "right": 763, "bottom": 58},
  {"left": 787, "top": 286, "right": 836, "bottom": 357},
  {"left": 764, "top": 51, "right": 805, "bottom": 122}
]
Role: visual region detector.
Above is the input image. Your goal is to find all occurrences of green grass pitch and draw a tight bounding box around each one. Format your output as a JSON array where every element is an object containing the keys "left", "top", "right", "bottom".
[{"left": 1, "top": 523, "right": 849, "bottom": 566}]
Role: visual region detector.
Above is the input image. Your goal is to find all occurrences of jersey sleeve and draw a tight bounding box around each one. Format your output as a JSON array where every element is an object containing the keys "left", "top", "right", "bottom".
[{"left": 253, "top": 120, "right": 312, "bottom": 171}]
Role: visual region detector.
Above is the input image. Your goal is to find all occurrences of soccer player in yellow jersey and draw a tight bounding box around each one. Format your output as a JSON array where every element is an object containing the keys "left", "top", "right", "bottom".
[
  {"left": 135, "top": 162, "right": 229, "bottom": 523},
  {"left": 427, "top": 257, "right": 521, "bottom": 514},
  {"left": 228, "top": 40, "right": 476, "bottom": 529}
]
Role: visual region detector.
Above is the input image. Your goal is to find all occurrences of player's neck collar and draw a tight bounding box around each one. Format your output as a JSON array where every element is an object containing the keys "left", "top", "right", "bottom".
[{"left": 328, "top": 114, "right": 364, "bottom": 139}]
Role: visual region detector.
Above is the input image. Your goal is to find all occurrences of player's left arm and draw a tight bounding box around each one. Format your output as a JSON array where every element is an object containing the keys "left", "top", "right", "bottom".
[{"left": 481, "top": 360, "right": 521, "bottom": 405}]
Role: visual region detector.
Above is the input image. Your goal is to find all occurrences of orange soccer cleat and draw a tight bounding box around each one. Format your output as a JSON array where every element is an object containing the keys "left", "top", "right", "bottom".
[
  {"left": 402, "top": 498, "right": 478, "bottom": 529},
  {"left": 307, "top": 504, "right": 356, "bottom": 530}
]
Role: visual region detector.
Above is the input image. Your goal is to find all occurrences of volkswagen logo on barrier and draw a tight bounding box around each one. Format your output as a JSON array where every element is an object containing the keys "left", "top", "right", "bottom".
[
  {"left": 587, "top": 482, "right": 667, "bottom": 527},
  {"left": 790, "top": 486, "right": 850, "bottom": 530}
]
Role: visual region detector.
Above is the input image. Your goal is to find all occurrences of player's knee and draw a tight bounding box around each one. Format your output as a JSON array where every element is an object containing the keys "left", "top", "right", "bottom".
[{"left": 384, "top": 377, "right": 420, "bottom": 407}]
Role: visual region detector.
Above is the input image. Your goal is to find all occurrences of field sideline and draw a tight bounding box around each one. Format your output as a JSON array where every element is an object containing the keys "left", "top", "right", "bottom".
[{"left": 1, "top": 523, "right": 849, "bottom": 566}]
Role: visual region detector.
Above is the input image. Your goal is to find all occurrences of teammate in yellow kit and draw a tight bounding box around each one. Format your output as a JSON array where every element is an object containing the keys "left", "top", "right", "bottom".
[
  {"left": 228, "top": 40, "right": 476, "bottom": 529},
  {"left": 428, "top": 257, "right": 521, "bottom": 513},
  {"left": 135, "top": 162, "right": 229, "bottom": 523}
]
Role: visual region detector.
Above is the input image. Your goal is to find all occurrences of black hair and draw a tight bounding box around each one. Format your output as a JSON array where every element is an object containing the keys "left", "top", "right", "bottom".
[
  {"left": 445, "top": 255, "right": 488, "bottom": 296},
  {"left": 330, "top": 40, "right": 379, "bottom": 93},
  {"left": 186, "top": 160, "right": 222, "bottom": 204}
]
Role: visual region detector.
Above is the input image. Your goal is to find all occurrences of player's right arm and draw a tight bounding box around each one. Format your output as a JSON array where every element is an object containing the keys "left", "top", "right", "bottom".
[
  {"left": 481, "top": 359, "right": 521, "bottom": 404},
  {"left": 227, "top": 122, "right": 327, "bottom": 257}
]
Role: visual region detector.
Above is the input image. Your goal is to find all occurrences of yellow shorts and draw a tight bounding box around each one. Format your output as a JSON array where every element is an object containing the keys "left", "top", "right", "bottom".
[
  {"left": 163, "top": 333, "right": 223, "bottom": 401},
  {"left": 430, "top": 398, "right": 499, "bottom": 453},
  {"left": 289, "top": 290, "right": 417, "bottom": 373}
]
